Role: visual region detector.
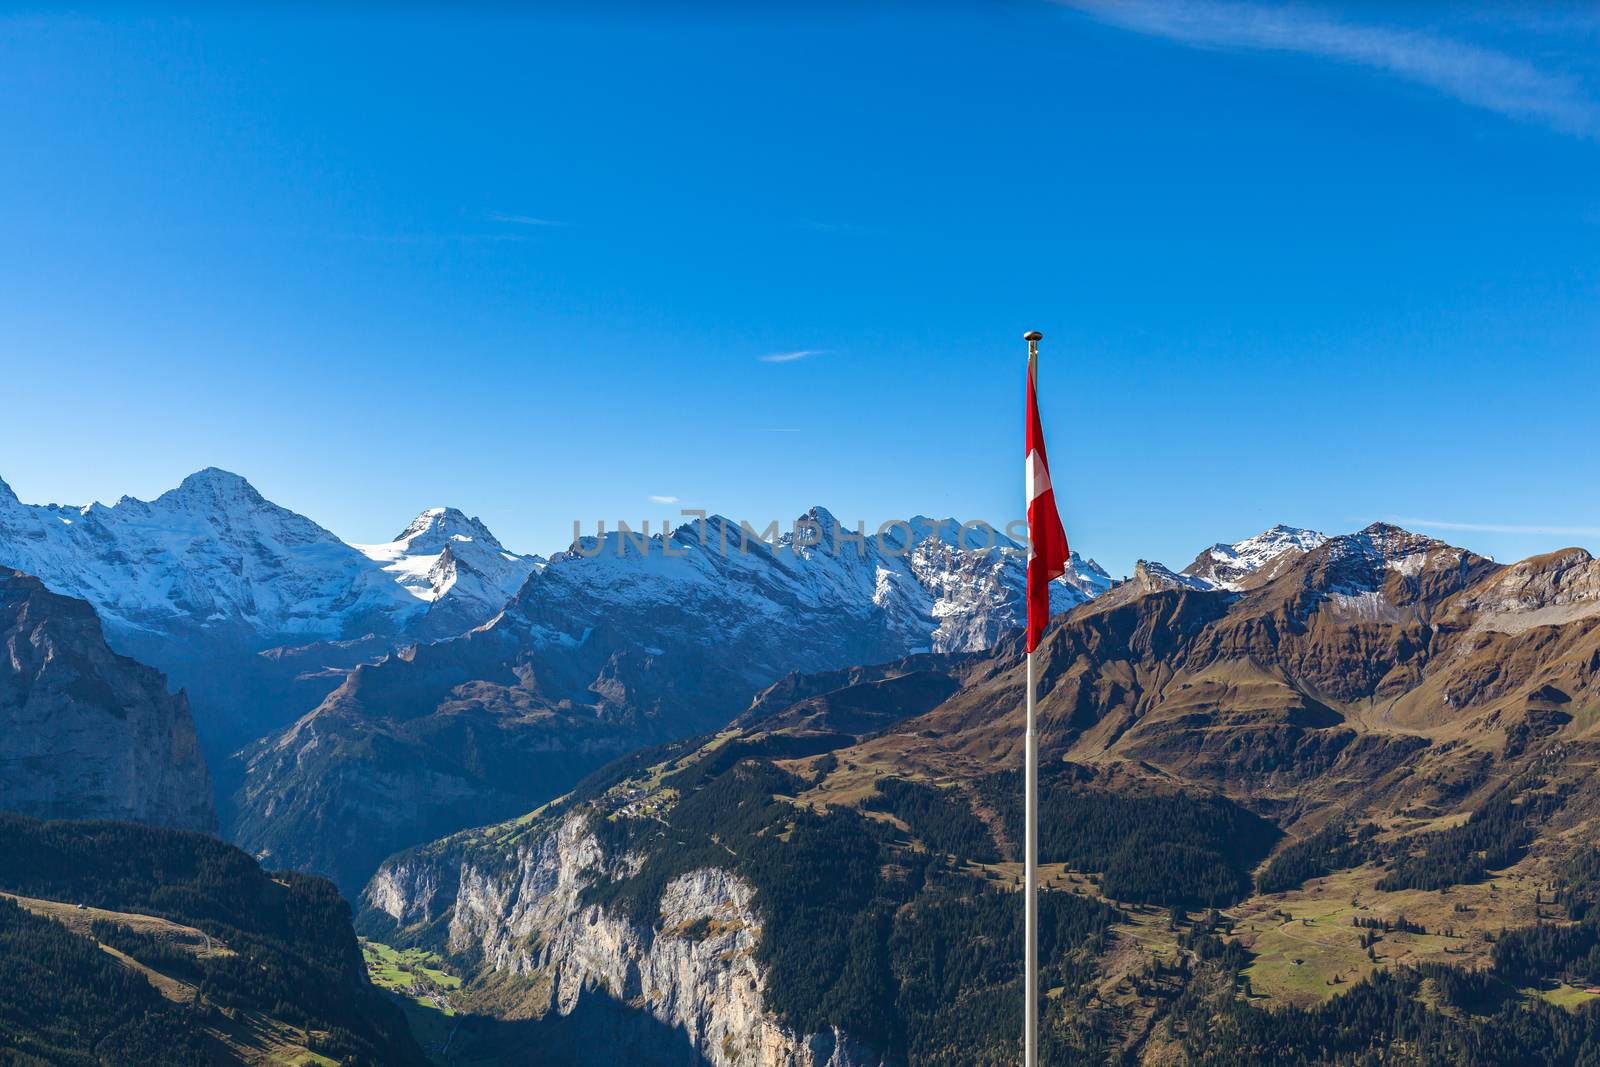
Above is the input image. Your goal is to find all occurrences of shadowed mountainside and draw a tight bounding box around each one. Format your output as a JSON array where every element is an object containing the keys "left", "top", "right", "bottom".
[{"left": 0, "top": 570, "right": 214, "bottom": 832}]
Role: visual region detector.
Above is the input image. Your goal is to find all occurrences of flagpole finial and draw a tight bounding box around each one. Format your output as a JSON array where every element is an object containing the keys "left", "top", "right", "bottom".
[{"left": 1023, "top": 330, "right": 1042, "bottom": 343}]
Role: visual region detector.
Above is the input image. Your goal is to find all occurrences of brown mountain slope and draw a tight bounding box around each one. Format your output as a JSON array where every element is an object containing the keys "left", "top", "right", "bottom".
[{"left": 824, "top": 524, "right": 1597, "bottom": 829}]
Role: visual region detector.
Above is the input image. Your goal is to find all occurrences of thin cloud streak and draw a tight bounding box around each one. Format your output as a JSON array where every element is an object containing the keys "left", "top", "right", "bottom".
[
  {"left": 339, "top": 232, "right": 525, "bottom": 245},
  {"left": 758, "top": 349, "right": 825, "bottom": 364},
  {"left": 1061, "top": 0, "right": 1600, "bottom": 140},
  {"left": 1394, "top": 517, "right": 1600, "bottom": 537},
  {"left": 649, "top": 494, "right": 680, "bottom": 504},
  {"left": 487, "top": 213, "right": 572, "bottom": 227}
]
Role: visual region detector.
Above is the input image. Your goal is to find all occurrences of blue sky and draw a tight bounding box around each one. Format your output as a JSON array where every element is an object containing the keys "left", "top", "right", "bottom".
[{"left": 2, "top": 3, "right": 1597, "bottom": 576}]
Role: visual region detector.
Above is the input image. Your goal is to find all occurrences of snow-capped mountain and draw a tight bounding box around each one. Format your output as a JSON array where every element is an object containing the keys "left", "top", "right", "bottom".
[
  {"left": 0, "top": 467, "right": 420, "bottom": 644},
  {"left": 0, "top": 469, "right": 542, "bottom": 755},
  {"left": 895, "top": 516, "right": 1111, "bottom": 651},
  {"left": 0, "top": 470, "right": 1110, "bottom": 663},
  {"left": 229, "top": 507, "right": 1117, "bottom": 888},
  {"left": 0, "top": 470, "right": 546, "bottom": 648},
  {"left": 1182, "top": 524, "right": 1328, "bottom": 590},
  {"left": 355, "top": 507, "right": 543, "bottom": 637},
  {"left": 535, "top": 508, "right": 1111, "bottom": 659},
  {"left": 1293, "top": 522, "right": 1499, "bottom": 619}
]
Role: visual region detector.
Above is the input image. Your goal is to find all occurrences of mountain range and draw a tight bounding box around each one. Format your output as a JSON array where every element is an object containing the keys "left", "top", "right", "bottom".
[
  {"left": 0, "top": 468, "right": 1130, "bottom": 887},
  {"left": 0, "top": 467, "right": 1354, "bottom": 899},
  {"left": 360, "top": 522, "right": 1600, "bottom": 1065},
  {"left": 0, "top": 471, "right": 1117, "bottom": 762},
  {"left": 228, "top": 508, "right": 1121, "bottom": 892},
  {"left": 20, "top": 465, "right": 1597, "bottom": 1063}
]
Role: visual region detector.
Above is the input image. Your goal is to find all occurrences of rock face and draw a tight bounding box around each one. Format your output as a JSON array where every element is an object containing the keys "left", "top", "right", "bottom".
[
  {"left": 367, "top": 814, "right": 883, "bottom": 1067},
  {"left": 230, "top": 510, "right": 1114, "bottom": 892},
  {"left": 1126, "top": 558, "right": 1214, "bottom": 595},
  {"left": 1448, "top": 547, "right": 1600, "bottom": 634},
  {"left": 0, "top": 570, "right": 214, "bottom": 831}
]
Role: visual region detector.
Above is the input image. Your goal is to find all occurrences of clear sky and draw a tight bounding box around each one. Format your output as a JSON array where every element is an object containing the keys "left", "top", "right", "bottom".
[{"left": 2, "top": 3, "right": 1597, "bottom": 577}]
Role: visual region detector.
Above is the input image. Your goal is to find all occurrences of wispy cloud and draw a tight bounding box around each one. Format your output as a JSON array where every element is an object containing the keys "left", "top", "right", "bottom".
[
  {"left": 487, "top": 212, "right": 572, "bottom": 227},
  {"left": 340, "top": 232, "right": 525, "bottom": 245},
  {"left": 758, "top": 349, "right": 825, "bottom": 364},
  {"left": 1394, "top": 517, "right": 1600, "bottom": 537},
  {"left": 1061, "top": 0, "right": 1600, "bottom": 140},
  {"left": 796, "top": 218, "right": 879, "bottom": 235},
  {"left": 649, "top": 494, "right": 680, "bottom": 505}
]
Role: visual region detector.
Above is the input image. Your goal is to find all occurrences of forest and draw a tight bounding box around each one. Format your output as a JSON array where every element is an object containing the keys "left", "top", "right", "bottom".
[
  {"left": 579, "top": 753, "right": 1119, "bottom": 1062},
  {"left": 1255, "top": 820, "right": 1378, "bottom": 894},
  {"left": 0, "top": 814, "right": 425, "bottom": 1067},
  {"left": 0, "top": 897, "right": 215, "bottom": 1067},
  {"left": 1377, "top": 780, "right": 1567, "bottom": 892},
  {"left": 978, "top": 765, "right": 1280, "bottom": 907}
]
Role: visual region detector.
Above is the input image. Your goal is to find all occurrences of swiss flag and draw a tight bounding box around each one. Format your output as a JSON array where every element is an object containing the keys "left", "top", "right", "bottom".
[{"left": 1025, "top": 341, "right": 1069, "bottom": 652}]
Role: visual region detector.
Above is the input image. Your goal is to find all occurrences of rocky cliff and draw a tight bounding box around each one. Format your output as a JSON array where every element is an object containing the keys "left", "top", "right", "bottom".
[
  {"left": 367, "top": 813, "right": 884, "bottom": 1067},
  {"left": 0, "top": 570, "right": 214, "bottom": 831}
]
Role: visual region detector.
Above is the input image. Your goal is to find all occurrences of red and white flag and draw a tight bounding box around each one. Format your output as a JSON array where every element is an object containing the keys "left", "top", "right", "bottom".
[{"left": 1025, "top": 343, "right": 1070, "bottom": 652}]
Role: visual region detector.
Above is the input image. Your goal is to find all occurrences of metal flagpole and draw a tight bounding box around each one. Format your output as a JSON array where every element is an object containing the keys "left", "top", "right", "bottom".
[
  {"left": 1025, "top": 647, "right": 1038, "bottom": 1066},
  {"left": 1024, "top": 330, "right": 1042, "bottom": 1067}
]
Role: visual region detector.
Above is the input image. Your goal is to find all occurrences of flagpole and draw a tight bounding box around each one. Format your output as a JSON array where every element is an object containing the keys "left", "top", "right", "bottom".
[{"left": 1023, "top": 329, "right": 1042, "bottom": 1067}]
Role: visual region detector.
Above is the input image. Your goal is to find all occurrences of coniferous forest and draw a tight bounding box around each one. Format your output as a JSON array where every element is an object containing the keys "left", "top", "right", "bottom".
[{"left": 0, "top": 815, "right": 426, "bottom": 1067}]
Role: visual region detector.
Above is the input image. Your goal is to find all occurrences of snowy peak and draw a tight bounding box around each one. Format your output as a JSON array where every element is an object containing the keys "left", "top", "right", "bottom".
[
  {"left": 355, "top": 508, "right": 541, "bottom": 625},
  {"left": 1183, "top": 524, "right": 1327, "bottom": 591},
  {"left": 0, "top": 468, "right": 420, "bottom": 644},
  {"left": 164, "top": 466, "right": 266, "bottom": 507},
  {"left": 898, "top": 516, "right": 1023, "bottom": 553},
  {"left": 1288, "top": 522, "right": 1500, "bottom": 612},
  {"left": 796, "top": 505, "right": 840, "bottom": 534},
  {"left": 1314, "top": 523, "right": 1462, "bottom": 583},
  {"left": 392, "top": 507, "right": 506, "bottom": 554},
  {"left": 520, "top": 505, "right": 1115, "bottom": 658},
  {"left": 1334, "top": 522, "right": 1450, "bottom": 562},
  {"left": 1061, "top": 551, "right": 1114, "bottom": 600},
  {"left": 0, "top": 468, "right": 550, "bottom": 650}
]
